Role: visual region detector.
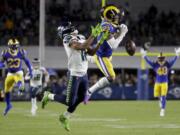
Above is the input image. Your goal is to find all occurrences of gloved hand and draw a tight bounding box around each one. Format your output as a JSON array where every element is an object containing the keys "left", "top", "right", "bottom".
[
  {"left": 98, "top": 30, "right": 109, "bottom": 45},
  {"left": 91, "top": 24, "right": 103, "bottom": 37},
  {"left": 140, "top": 48, "right": 147, "bottom": 58},
  {"left": 175, "top": 48, "right": 180, "bottom": 56},
  {"left": 29, "top": 71, "right": 33, "bottom": 79},
  {"left": 119, "top": 24, "right": 128, "bottom": 37}
]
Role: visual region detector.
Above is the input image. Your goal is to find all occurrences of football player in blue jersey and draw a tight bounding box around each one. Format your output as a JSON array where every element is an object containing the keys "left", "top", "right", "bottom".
[
  {"left": 140, "top": 48, "right": 180, "bottom": 116},
  {"left": 84, "top": 4, "right": 128, "bottom": 103},
  {"left": 0, "top": 38, "right": 32, "bottom": 116}
]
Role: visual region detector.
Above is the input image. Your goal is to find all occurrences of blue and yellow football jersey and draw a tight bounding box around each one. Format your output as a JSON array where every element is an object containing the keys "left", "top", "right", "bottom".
[
  {"left": 144, "top": 56, "right": 178, "bottom": 83},
  {"left": 96, "top": 20, "right": 118, "bottom": 57},
  {"left": 1, "top": 48, "right": 27, "bottom": 73},
  {"left": 1, "top": 48, "right": 32, "bottom": 92},
  {"left": 145, "top": 56, "right": 178, "bottom": 97}
]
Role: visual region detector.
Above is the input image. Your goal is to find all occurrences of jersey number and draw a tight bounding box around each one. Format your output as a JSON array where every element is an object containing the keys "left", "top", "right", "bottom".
[
  {"left": 157, "top": 67, "right": 168, "bottom": 75},
  {"left": 33, "top": 74, "right": 41, "bottom": 81},
  {"left": 7, "top": 58, "right": 21, "bottom": 68},
  {"left": 81, "top": 50, "right": 87, "bottom": 61}
]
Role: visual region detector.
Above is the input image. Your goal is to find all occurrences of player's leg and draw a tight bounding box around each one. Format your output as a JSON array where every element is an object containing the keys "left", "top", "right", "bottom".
[
  {"left": 30, "top": 86, "right": 40, "bottom": 116},
  {"left": 84, "top": 55, "right": 115, "bottom": 104},
  {"left": 60, "top": 75, "right": 81, "bottom": 131},
  {"left": 154, "top": 83, "right": 161, "bottom": 108},
  {"left": 41, "top": 90, "right": 67, "bottom": 109},
  {"left": 67, "top": 75, "right": 88, "bottom": 113},
  {"left": 4, "top": 75, "right": 15, "bottom": 115},
  {"left": 159, "top": 83, "right": 168, "bottom": 117},
  {"left": 14, "top": 71, "right": 25, "bottom": 95}
]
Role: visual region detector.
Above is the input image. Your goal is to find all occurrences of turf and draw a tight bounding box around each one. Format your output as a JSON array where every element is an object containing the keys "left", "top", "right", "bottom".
[{"left": 0, "top": 101, "right": 180, "bottom": 135}]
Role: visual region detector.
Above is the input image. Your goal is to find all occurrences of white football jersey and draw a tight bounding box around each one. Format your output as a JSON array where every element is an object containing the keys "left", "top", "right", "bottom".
[
  {"left": 63, "top": 34, "right": 88, "bottom": 77},
  {"left": 30, "top": 67, "right": 46, "bottom": 87}
]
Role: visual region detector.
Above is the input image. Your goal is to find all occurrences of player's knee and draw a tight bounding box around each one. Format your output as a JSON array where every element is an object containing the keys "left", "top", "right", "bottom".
[{"left": 107, "top": 75, "right": 116, "bottom": 82}]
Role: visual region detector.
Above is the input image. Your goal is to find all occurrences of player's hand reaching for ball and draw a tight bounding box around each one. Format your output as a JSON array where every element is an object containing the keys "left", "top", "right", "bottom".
[
  {"left": 91, "top": 24, "right": 103, "bottom": 37},
  {"left": 140, "top": 48, "right": 147, "bottom": 58},
  {"left": 119, "top": 24, "right": 128, "bottom": 37},
  {"left": 98, "top": 30, "right": 109, "bottom": 45},
  {"left": 175, "top": 48, "right": 180, "bottom": 56}
]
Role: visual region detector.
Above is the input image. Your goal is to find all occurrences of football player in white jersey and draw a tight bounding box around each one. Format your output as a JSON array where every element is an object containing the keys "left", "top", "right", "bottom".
[
  {"left": 41, "top": 22, "right": 106, "bottom": 131},
  {"left": 25, "top": 58, "right": 49, "bottom": 116}
]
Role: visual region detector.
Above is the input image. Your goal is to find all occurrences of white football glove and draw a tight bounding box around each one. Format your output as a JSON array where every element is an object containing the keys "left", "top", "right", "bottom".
[
  {"left": 175, "top": 48, "right": 180, "bottom": 56},
  {"left": 119, "top": 24, "right": 128, "bottom": 37},
  {"left": 140, "top": 48, "right": 147, "bottom": 58}
]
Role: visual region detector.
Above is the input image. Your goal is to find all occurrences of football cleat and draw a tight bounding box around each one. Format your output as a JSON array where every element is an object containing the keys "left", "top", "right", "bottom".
[
  {"left": 83, "top": 90, "right": 92, "bottom": 104},
  {"left": 59, "top": 114, "right": 70, "bottom": 131},
  {"left": 41, "top": 91, "right": 50, "bottom": 109},
  {"left": 160, "top": 109, "right": 165, "bottom": 117}
]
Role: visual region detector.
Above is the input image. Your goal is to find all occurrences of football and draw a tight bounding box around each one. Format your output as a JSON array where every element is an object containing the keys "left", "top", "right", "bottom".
[{"left": 125, "top": 40, "right": 136, "bottom": 56}]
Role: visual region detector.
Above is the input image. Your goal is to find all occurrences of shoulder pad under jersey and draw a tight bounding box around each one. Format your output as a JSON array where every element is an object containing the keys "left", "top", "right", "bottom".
[
  {"left": 1, "top": 49, "right": 8, "bottom": 57},
  {"left": 101, "top": 22, "right": 116, "bottom": 33},
  {"left": 20, "top": 48, "right": 27, "bottom": 58}
]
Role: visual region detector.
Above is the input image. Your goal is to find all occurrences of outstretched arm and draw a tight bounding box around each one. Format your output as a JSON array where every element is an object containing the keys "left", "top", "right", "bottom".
[
  {"left": 107, "top": 24, "right": 128, "bottom": 50},
  {"left": 70, "top": 35, "right": 95, "bottom": 50},
  {"left": 21, "top": 49, "right": 32, "bottom": 78},
  {"left": 86, "top": 30, "right": 109, "bottom": 56},
  {"left": 144, "top": 56, "right": 155, "bottom": 68},
  {"left": 70, "top": 24, "right": 103, "bottom": 50},
  {"left": 168, "top": 56, "right": 178, "bottom": 68}
]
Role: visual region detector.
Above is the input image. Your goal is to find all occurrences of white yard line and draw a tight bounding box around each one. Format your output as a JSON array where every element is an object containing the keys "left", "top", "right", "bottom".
[{"left": 105, "top": 124, "right": 180, "bottom": 129}]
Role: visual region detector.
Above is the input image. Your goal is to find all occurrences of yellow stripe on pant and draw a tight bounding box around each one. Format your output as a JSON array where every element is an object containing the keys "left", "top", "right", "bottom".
[{"left": 93, "top": 55, "right": 116, "bottom": 78}]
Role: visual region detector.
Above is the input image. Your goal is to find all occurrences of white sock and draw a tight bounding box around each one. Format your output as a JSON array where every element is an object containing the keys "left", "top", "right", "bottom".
[
  {"left": 31, "top": 98, "right": 37, "bottom": 107},
  {"left": 63, "top": 111, "right": 72, "bottom": 119},
  {"left": 48, "top": 94, "right": 55, "bottom": 100},
  {"left": 88, "top": 77, "right": 110, "bottom": 94}
]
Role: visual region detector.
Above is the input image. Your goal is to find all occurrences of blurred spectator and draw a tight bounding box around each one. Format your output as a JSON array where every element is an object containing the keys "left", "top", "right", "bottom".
[{"left": 0, "top": 0, "right": 179, "bottom": 46}]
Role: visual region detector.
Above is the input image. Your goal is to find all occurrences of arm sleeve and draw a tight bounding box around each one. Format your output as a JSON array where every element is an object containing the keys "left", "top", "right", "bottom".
[
  {"left": 144, "top": 56, "right": 155, "bottom": 68},
  {"left": 21, "top": 49, "right": 32, "bottom": 73},
  {"left": 0, "top": 50, "right": 6, "bottom": 68},
  {"left": 167, "top": 56, "right": 178, "bottom": 68}
]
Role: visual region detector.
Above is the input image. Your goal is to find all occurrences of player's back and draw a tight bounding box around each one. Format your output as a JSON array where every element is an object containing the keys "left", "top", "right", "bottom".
[
  {"left": 2, "top": 48, "right": 25, "bottom": 73},
  {"left": 96, "top": 20, "right": 117, "bottom": 57},
  {"left": 63, "top": 34, "right": 88, "bottom": 76}
]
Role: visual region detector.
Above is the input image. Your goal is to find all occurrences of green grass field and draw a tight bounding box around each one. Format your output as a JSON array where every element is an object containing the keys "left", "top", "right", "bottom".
[{"left": 0, "top": 101, "right": 180, "bottom": 135}]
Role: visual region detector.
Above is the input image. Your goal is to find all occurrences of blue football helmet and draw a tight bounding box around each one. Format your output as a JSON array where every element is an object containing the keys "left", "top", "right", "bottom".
[
  {"left": 100, "top": 4, "right": 125, "bottom": 25},
  {"left": 57, "top": 22, "right": 76, "bottom": 39},
  {"left": 7, "top": 38, "right": 20, "bottom": 53}
]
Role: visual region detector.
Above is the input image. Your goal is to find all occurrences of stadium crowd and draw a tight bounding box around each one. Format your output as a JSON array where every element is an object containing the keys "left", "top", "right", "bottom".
[
  {"left": 0, "top": 0, "right": 179, "bottom": 46},
  {"left": 0, "top": 69, "right": 180, "bottom": 100},
  {"left": 46, "top": 69, "right": 180, "bottom": 94}
]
